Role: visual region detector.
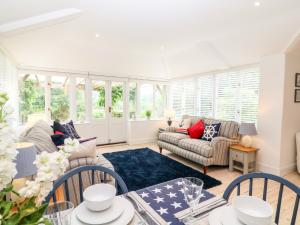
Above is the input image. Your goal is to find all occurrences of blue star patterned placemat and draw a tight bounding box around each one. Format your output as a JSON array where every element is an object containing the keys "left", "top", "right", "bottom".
[{"left": 135, "top": 178, "right": 215, "bottom": 225}]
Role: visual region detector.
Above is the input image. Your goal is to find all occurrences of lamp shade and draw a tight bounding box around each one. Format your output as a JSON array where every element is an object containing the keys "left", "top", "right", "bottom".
[
  {"left": 164, "top": 109, "right": 175, "bottom": 119},
  {"left": 14, "top": 142, "right": 37, "bottom": 179},
  {"left": 239, "top": 123, "right": 257, "bottom": 136}
]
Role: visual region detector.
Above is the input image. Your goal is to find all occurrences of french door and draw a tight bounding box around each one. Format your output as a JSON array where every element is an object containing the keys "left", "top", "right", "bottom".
[
  {"left": 107, "top": 81, "right": 127, "bottom": 143},
  {"left": 91, "top": 79, "right": 127, "bottom": 144}
]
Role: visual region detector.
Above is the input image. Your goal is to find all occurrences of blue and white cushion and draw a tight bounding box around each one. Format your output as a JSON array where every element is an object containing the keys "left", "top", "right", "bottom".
[{"left": 201, "top": 123, "right": 221, "bottom": 141}]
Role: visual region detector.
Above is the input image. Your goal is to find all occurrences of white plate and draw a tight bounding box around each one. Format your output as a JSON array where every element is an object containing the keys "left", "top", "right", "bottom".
[
  {"left": 209, "top": 206, "right": 276, "bottom": 225},
  {"left": 72, "top": 197, "right": 135, "bottom": 225},
  {"left": 75, "top": 197, "right": 125, "bottom": 224},
  {"left": 209, "top": 206, "right": 241, "bottom": 225}
]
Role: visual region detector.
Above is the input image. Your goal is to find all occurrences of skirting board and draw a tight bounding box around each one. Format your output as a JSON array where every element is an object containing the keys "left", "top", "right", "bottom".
[
  {"left": 127, "top": 138, "right": 157, "bottom": 145},
  {"left": 256, "top": 162, "right": 296, "bottom": 176}
]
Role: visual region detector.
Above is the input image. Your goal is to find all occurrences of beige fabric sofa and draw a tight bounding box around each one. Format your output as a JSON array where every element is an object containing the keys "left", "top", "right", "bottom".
[{"left": 157, "top": 115, "right": 240, "bottom": 174}]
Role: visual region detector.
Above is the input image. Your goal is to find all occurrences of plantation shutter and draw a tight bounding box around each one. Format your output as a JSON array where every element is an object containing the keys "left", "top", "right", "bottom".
[
  {"left": 170, "top": 81, "right": 183, "bottom": 118},
  {"left": 215, "top": 71, "right": 239, "bottom": 121},
  {"left": 182, "top": 79, "right": 195, "bottom": 116},
  {"left": 170, "top": 79, "right": 195, "bottom": 118},
  {"left": 196, "top": 75, "right": 214, "bottom": 117},
  {"left": 239, "top": 68, "right": 260, "bottom": 123}
]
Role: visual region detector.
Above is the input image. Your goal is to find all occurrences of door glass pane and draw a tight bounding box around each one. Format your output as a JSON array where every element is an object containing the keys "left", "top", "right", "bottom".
[
  {"left": 50, "top": 76, "right": 70, "bottom": 121},
  {"left": 140, "top": 84, "right": 153, "bottom": 118},
  {"left": 111, "top": 82, "right": 124, "bottom": 118},
  {"left": 76, "top": 78, "right": 85, "bottom": 122},
  {"left": 19, "top": 74, "right": 46, "bottom": 124},
  {"left": 92, "top": 80, "right": 105, "bottom": 119},
  {"left": 129, "top": 82, "right": 137, "bottom": 119},
  {"left": 154, "top": 84, "right": 166, "bottom": 118}
]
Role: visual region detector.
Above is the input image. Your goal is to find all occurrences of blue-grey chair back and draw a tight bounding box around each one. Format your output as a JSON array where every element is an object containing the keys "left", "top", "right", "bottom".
[
  {"left": 223, "top": 172, "right": 300, "bottom": 225},
  {"left": 45, "top": 165, "right": 128, "bottom": 205}
]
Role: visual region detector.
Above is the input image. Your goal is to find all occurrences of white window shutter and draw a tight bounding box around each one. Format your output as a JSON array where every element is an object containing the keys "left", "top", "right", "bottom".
[
  {"left": 239, "top": 68, "right": 260, "bottom": 123},
  {"left": 215, "top": 72, "right": 240, "bottom": 121},
  {"left": 196, "top": 75, "right": 214, "bottom": 117}
]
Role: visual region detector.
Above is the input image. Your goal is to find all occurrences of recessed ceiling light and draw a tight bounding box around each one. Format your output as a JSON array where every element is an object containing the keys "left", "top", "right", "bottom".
[
  {"left": 254, "top": 1, "right": 261, "bottom": 7},
  {"left": 95, "top": 34, "right": 100, "bottom": 38}
]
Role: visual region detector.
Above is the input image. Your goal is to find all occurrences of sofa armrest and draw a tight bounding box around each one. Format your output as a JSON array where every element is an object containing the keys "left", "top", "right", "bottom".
[
  {"left": 210, "top": 137, "right": 239, "bottom": 165},
  {"left": 165, "top": 126, "right": 177, "bottom": 132},
  {"left": 67, "top": 155, "right": 114, "bottom": 171}
]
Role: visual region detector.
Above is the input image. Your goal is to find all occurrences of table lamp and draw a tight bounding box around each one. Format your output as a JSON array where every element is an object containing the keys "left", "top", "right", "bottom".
[
  {"left": 164, "top": 110, "right": 175, "bottom": 127},
  {"left": 239, "top": 123, "right": 257, "bottom": 147},
  {"left": 12, "top": 142, "right": 37, "bottom": 199}
]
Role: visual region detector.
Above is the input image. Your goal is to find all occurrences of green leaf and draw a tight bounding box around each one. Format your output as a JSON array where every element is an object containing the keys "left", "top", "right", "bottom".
[
  {"left": 19, "top": 203, "right": 48, "bottom": 224},
  {"left": 0, "top": 201, "right": 13, "bottom": 218}
]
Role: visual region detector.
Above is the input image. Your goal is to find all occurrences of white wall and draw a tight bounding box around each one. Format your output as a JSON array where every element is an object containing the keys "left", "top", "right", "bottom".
[
  {"left": 127, "top": 120, "right": 166, "bottom": 145},
  {"left": 280, "top": 52, "right": 300, "bottom": 174},
  {"left": 255, "top": 54, "right": 286, "bottom": 175}
]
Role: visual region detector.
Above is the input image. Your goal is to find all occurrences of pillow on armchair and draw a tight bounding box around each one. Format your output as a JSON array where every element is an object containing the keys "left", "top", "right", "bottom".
[{"left": 68, "top": 139, "right": 97, "bottom": 161}]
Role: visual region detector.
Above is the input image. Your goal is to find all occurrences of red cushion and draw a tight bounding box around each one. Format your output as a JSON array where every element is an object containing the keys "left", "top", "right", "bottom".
[
  {"left": 187, "top": 120, "right": 205, "bottom": 139},
  {"left": 54, "top": 131, "right": 64, "bottom": 135}
]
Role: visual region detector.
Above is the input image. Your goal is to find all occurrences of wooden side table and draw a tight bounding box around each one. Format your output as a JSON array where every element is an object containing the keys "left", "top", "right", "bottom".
[{"left": 229, "top": 144, "right": 259, "bottom": 174}]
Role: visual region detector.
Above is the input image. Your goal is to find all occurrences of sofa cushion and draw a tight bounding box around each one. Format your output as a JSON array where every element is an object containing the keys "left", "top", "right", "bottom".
[
  {"left": 201, "top": 123, "right": 221, "bottom": 141},
  {"left": 68, "top": 139, "right": 96, "bottom": 161},
  {"left": 21, "top": 126, "right": 58, "bottom": 153},
  {"left": 158, "top": 132, "right": 189, "bottom": 145},
  {"left": 178, "top": 138, "right": 213, "bottom": 158},
  {"left": 187, "top": 120, "right": 205, "bottom": 139},
  {"left": 203, "top": 118, "right": 239, "bottom": 139}
]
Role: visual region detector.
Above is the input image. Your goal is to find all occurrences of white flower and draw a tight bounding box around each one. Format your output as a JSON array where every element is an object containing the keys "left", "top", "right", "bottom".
[
  {"left": 0, "top": 160, "right": 17, "bottom": 190},
  {"left": 19, "top": 180, "right": 41, "bottom": 198},
  {"left": 64, "top": 138, "right": 79, "bottom": 148}
]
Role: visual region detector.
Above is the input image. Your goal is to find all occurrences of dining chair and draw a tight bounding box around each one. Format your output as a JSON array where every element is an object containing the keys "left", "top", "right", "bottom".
[
  {"left": 44, "top": 165, "right": 128, "bottom": 205},
  {"left": 223, "top": 172, "right": 300, "bottom": 225}
]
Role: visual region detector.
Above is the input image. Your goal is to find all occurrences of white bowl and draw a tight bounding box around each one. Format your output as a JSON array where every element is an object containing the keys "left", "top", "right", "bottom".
[
  {"left": 233, "top": 196, "right": 273, "bottom": 225},
  {"left": 83, "top": 184, "right": 116, "bottom": 211}
]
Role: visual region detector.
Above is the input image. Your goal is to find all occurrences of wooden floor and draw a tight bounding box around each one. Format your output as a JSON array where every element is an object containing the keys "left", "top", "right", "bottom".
[{"left": 98, "top": 143, "right": 300, "bottom": 225}]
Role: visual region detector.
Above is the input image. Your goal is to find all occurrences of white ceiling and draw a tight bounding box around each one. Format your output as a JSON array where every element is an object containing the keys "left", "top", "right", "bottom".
[{"left": 1, "top": 0, "right": 300, "bottom": 79}]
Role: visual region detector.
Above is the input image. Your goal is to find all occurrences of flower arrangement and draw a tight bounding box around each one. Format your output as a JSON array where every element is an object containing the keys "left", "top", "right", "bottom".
[{"left": 0, "top": 92, "right": 79, "bottom": 225}]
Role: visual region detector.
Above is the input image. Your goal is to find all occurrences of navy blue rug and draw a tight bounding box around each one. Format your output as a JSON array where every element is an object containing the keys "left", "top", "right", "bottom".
[{"left": 103, "top": 148, "right": 221, "bottom": 192}]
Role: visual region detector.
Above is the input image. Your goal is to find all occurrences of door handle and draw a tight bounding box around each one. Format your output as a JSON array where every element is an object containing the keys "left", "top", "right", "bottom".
[{"left": 109, "top": 106, "right": 112, "bottom": 113}]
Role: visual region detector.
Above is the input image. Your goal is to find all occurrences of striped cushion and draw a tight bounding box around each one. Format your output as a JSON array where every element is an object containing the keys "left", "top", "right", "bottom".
[
  {"left": 158, "top": 132, "right": 189, "bottom": 145},
  {"left": 178, "top": 138, "right": 213, "bottom": 157}
]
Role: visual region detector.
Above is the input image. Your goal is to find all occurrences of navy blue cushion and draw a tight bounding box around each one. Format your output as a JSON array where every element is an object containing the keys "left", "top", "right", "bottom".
[
  {"left": 53, "top": 120, "right": 80, "bottom": 139},
  {"left": 51, "top": 134, "right": 68, "bottom": 146},
  {"left": 201, "top": 123, "right": 221, "bottom": 141}
]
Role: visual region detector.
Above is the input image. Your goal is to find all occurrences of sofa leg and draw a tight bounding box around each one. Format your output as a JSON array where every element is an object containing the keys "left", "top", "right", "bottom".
[
  {"left": 159, "top": 146, "right": 162, "bottom": 154},
  {"left": 203, "top": 166, "right": 208, "bottom": 175}
]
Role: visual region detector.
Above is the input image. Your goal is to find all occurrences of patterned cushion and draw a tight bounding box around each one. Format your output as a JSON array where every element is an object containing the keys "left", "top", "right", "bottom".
[
  {"left": 63, "top": 121, "right": 80, "bottom": 139},
  {"left": 178, "top": 139, "right": 213, "bottom": 157},
  {"left": 203, "top": 118, "right": 239, "bottom": 139},
  {"left": 158, "top": 132, "right": 189, "bottom": 145},
  {"left": 201, "top": 123, "right": 221, "bottom": 141}
]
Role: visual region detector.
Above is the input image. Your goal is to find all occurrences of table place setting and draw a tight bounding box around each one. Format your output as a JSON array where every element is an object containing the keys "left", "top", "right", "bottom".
[
  {"left": 207, "top": 195, "right": 276, "bottom": 225},
  {"left": 71, "top": 183, "right": 135, "bottom": 225},
  {"left": 45, "top": 177, "right": 278, "bottom": 225}
]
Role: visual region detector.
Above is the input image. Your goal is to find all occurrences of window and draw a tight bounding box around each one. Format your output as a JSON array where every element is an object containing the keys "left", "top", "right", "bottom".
[
  {"left": 129, "top": 82, "right": 137, "bottom": 119},
  {"left": 76, "top": 78, "right": 86, "bottom": 122},
  {"left": 196, "top": 75, "right": 214, "bottom": 117},
  {"left": 170, "top": 79, "right": 195, "bottom": 119},
  {"left": 215, "top": 72, "right": 239, "bottom": 121},
  {"left": 111, "top": 81, "right": 124, "bottom": 118},
  {"left": 169, "top": 67, "right": 260, "bottom": 123},
  {"left": 50, "top": 76, "right": 70, "bottom": 121},
  {"left": 19, "top": 74, "right": 46, "bottom": 124},
  {"left": 239, "top": 68, "right": 260, "bottom": 123},
  {"left": 140, "top": 84, "right": 153, "bottom": 118},
  {"left": 154, "top": 84, "right": 166, "bottom": 118},
  {"left": 92, "top": 80, "right": 105, "bottom": 119}
]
